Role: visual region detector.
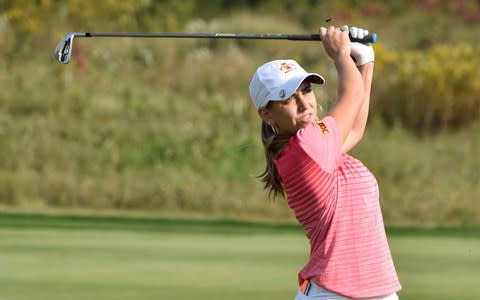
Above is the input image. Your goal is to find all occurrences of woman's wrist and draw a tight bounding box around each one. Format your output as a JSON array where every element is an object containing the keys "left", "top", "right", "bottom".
[{"left": 334, "top": 53, "right": 357, "bottom": 71}]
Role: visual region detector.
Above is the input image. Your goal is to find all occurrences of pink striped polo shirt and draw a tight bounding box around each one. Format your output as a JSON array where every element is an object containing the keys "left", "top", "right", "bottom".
[{"left": 275, "top": 116, "right": 401, "bottom": 298}]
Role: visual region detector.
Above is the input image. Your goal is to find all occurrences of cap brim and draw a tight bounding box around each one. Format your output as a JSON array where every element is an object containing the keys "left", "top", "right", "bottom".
[
  {"left": 268, "top": 73, "right": 325, "bottom": 102},
  {"left": 304, "top": 73, "right": 325, "bottom": 85}
]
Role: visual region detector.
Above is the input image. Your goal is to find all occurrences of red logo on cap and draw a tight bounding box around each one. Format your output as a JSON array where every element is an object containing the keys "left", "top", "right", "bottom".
[{"left": 279, "top": 62, "right": 296, "bottom": 74}]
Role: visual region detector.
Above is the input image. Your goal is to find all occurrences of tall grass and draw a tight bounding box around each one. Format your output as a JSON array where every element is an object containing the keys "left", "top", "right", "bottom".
[
  {"left": 0, "top": 10, "right": 479, "bottom": 226},
  {"left": 352, "top": 117, "right": 480, "bottom": 226}
]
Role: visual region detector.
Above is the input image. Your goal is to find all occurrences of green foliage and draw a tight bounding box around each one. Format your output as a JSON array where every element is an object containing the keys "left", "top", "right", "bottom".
[
  {"left": 0, "top": 2, "right": 479, "bottom": 226},
  {"left": 374, "top": 43, "right": 480, "bottom": 134}
]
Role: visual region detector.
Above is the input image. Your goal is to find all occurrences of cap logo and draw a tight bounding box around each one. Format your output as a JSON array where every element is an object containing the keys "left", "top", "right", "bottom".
[
  {"left": 279, "top": 89, "right": 286, "bottom": 98},
  {"left": 279, "top": 62, "right": 296, "bottom": 74}
]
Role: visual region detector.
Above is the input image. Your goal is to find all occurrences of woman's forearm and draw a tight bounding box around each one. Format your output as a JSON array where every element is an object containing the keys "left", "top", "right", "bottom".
[
  {"left": 328, "top": 55, "right": 365, "bottom": 146},
  {"left": 357, "top": 62, "right": 374, "bottom": 130},
  {"left": 340, "top": 62, "right": 374, "bottom": 153}
]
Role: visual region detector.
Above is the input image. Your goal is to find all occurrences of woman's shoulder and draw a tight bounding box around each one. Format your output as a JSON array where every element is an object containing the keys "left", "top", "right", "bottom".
[{"left": 295, "top": 116, "right": 338, "bottom": 142}]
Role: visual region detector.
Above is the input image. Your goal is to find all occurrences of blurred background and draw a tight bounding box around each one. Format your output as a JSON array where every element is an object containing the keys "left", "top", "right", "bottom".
[
  {"left": 1, "top": 0, "right": 479, "bottom": 226},
  {"left": 0, "top": 1, "right": 479, "bottom": 299}
]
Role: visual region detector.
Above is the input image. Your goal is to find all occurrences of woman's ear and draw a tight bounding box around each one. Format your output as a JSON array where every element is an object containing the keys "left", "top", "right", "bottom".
[{"left": 258, "top": 108, "right": 272, "bottom": 124}]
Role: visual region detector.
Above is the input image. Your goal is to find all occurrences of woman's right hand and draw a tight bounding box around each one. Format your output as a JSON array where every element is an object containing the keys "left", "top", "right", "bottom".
[{"left": 319, "top": 26, "right": 351, "bottom": 62}]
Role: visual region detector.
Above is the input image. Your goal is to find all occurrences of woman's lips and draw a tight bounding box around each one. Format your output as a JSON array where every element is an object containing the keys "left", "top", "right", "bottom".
[{"left": 298, "top": 113, "right": 313, "bottom": 125}]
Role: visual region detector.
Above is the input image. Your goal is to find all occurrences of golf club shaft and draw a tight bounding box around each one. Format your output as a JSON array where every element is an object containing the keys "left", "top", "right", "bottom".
[
  {"left": 74, "top": 32, "right": 378, "bottom": 43},
  {"left": 55, "top": 31, "right": 378, "bottom": 64}
]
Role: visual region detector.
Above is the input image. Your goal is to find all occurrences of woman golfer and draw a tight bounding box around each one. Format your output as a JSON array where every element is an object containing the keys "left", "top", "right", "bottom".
[{"left": 249, "top": 26, "right": 401, "bottom": 299}]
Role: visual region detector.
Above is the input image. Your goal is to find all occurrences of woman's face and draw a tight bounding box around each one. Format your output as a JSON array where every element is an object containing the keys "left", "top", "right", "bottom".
[{"left": 259, "top": 81, "right": 318, "bottom": 135}]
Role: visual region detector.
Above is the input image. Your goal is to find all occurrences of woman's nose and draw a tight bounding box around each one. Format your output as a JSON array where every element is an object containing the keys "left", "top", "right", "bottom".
[{"left": 296, "top": 95, "right": 308, "bottom": 111}]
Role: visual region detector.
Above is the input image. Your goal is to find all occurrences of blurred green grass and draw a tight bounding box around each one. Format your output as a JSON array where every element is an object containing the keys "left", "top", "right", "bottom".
[{"left": 0, "top": 213, "right": 479, "bottom": 300}]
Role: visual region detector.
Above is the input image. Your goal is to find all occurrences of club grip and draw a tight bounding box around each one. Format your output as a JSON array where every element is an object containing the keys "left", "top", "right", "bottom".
[{"left": 288, "top": 33, "right": 377, "bottom": 44}]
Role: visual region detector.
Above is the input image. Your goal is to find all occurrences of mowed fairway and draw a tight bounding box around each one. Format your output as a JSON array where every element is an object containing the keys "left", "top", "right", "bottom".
[{"left": 0, "top": 214, "right": 479, "bottom": 300}]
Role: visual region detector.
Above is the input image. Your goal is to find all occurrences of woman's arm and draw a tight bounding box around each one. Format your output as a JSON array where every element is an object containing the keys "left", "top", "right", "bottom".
[
  {"left": 320, "top": 26, "right": 364, "bottom": 146},
  {"left": 340, "top": 61, "right": 374, "bottom": 153}
]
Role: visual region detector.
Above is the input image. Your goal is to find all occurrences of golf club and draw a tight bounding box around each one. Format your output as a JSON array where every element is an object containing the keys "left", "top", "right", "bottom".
[{"left": 54, "top": 31, "right": 377, "bottom": 64}]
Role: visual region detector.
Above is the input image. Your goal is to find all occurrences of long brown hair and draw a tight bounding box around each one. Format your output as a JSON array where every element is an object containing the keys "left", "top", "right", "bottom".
[{"left": 258, "top": 120, "right": 292, "bottom": 199}]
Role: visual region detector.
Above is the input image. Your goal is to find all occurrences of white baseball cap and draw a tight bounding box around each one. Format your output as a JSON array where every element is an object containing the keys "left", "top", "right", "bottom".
[{"left": 249, "top": 59, "right": 325, "bottom": 109}]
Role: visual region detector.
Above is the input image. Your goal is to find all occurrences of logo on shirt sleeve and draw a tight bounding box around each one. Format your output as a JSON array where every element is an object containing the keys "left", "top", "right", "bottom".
[{"left": 317, "top": 121, "right": 329, "bottom": 134}]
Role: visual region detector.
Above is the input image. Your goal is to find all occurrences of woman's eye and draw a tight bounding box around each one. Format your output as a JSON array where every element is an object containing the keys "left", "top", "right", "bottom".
[{"left": 303, "top": 87, "right": 312, "bottom": 94}]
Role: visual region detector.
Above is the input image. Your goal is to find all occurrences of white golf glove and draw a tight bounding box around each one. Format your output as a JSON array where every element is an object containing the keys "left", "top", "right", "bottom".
[{"left": 346, "top": 26, "right": 375, "bottom": 66}]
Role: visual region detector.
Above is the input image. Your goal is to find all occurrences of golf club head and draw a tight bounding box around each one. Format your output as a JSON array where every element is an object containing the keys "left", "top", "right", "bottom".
[{"left": 54, "top": 32, "right": 86, "bottom": 64}]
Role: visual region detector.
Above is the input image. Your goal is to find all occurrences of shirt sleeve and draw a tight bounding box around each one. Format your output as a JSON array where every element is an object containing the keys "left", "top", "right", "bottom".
[{"left": 294, "top": 116, "right": 341, "bottom": 172}]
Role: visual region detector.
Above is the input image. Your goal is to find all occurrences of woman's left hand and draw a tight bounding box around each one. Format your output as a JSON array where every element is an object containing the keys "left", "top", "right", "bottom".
[{"left": 348, "top": 26, "right": 375, "bottom": 66}]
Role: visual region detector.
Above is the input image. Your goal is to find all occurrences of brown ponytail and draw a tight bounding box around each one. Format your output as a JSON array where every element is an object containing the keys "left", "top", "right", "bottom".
[{"left": 258, "top": 120, "right": 291, "bottom": 199}]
